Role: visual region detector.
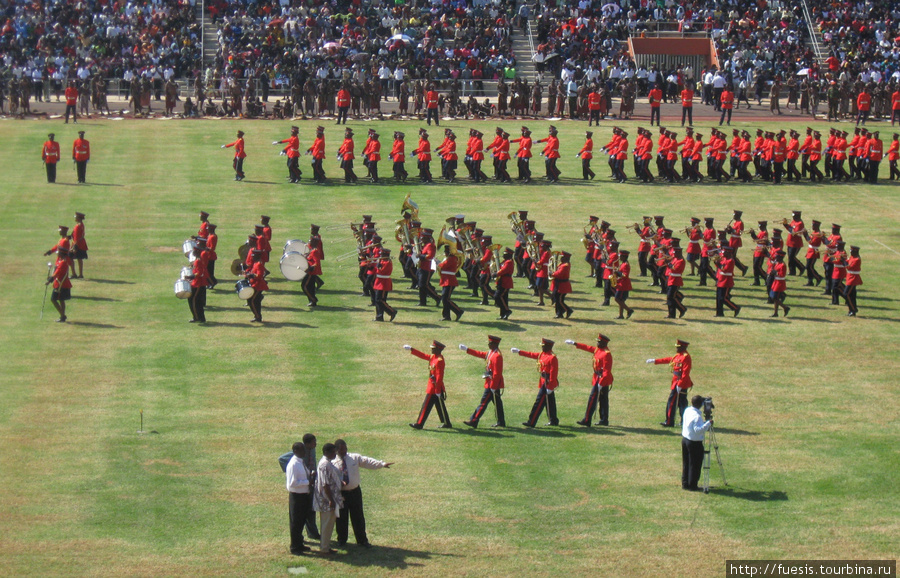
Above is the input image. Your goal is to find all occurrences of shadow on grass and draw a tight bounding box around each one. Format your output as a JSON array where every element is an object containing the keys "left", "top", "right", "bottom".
[
  {"left": 708, "top": 486, "right": 788, "bottom": 502},
  {"left": 556, "top": 425, "right": 625, "bottom": 436},
  {"left": 430, "top": 427, "right": 512, "bottom": 439},
  {"left": 262, "top": 321, "right": 316, "bottom": 329},
  {"left": 72, "top": 295, "right": 120, "bottom": 302},
  {"left": 464, "top": 321, "right": 527, "bottom": 332},
  {"left": 84, "top": 182, "right": 124, "bottom": 187},
  {"left": 512, "top": 427, "right": 576, "bottom": 438},
  {"left": 394, "top": 321, "right": 443, "bottom": 329},
  {"left": 514, "top": 319, "right": 567, "bottom": 327},
  {"left": 237, "top": 180, "right": 279, "bottom": 184},
  {"left": 714, "top": 427, "right": 759, "bottom": 436},
  {"left": 66, "top": 321, "right": 123, "bottom": 329},
  {"left": 82, "top": 278, "right": 135, "bottom": 285},
  {"left": 610, "top": 426, "right": 678, "bottom": 437}
]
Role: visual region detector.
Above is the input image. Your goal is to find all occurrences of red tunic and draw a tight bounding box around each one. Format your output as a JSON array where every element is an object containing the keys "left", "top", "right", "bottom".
[
  {"left": 517, "top": 350, "right": 559, "bottom": 390},
  {"left": 496, "top": 259, "right": 514, "bottom": 289},
  {"left": 654, "top": 352, "right": 692, "bottom": 390},
  {"left": 73, "top": 138, "right": 90, "bottom": 161},
  {"left": 438, "top": 255, "right": 459, "bottom": 287},
  {"left": 247, "top": 261, "right": 268, "bottom": 291},
  {"left": 550, "top": 262, "right": 571, "bottom": 294},
  {"left": 338, "top": 137, "right": 355, "bottom": 160},
  {"left": 410, "top": 349, "right": 445, "bottom": 394},
  {"left": 667, "top": 257, "right": 685, "bottom": 287},
  {"left": 225, "top": 137, "right": 246, "bottom": 158},
  {"left": 280, "top": 135, "right": 300, "bottom": 158},
  {"left": 465, "top": 348, "right": 504, "bottom": 390},
  {"left": 42, "top": 141, "right": 61, "bottom": 163},
  {"left": 574, "top": 343, "right": 613, "bottom": 386},
  {"left": 72, "top": 222, "right": 88, "bottom": 251},
  {"left": 771, "top": 261, "right": 787, "bottom": 291},
  {"left": 845, "top": 256, "right": 862, "bottom": 286},
  {"left": 716, "top": 257, "right": 735, "bottom": 288},
  {"left": 373, "top": 259, "right": 392, "bottom": 291},
  {"left": 615, "top": 261, "right": 632, "bottom": 291}
]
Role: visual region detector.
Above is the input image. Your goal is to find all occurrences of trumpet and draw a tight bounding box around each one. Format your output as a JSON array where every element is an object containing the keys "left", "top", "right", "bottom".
[
  {"left": 359, "top": 256, "right": 393, "bottom": 266},
  {"left": 335, "top": 241, "right": 382, "bottom": 262}
]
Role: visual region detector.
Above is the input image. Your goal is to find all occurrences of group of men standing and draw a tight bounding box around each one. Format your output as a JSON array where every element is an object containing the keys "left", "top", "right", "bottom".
[
  {"left": 41, "top": 130, "right": 90, "bottom": 183},
  {"left": 42, "top": 212, "right": 89, "bottom": 322}
]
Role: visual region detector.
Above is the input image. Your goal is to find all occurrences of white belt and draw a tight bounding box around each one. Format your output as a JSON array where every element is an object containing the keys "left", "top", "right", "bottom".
[
  {"left": 720, "top": 272, "right": 733, "bottom": 276},
  {"left": 730, "top": 235, "right": 741, "bottom": 239},
  {"left": 775, "top": 276, "right": 785, "bottom": 280},
  {"left": 668, "top": 273, "right": 682, "bottom": 277},
  {"left": 756, "top": 244, "right": 767, "bottom": 248},
  {"left": 440, "top": 270, "right": 455, "bottom": 275},
  {"left": 376, "top": 275, "right": 391, "bottom": 279},
  {"left": 847, "top": 270, "right": 860, "bottom": 275},
  {"left": 834, "top": 264, "right": 846, "bottom": 268},
  {"left": 688, "top": 240, "right": 699, "bottom": 244}
]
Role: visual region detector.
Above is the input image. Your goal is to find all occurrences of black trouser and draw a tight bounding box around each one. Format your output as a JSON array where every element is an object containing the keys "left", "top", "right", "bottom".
[
  {"left": 336, "top": 486, "right": 367, "bottom": 545},
  {"left": 233, "top": 157, "right": 244, "bottom": 178},
  {"left": 808, "top": 159, "right": 824, "bottom": 182},
  {"left": 414, "top": 392, "right": 450, "bottom": 426},
  {"left": 582, "top": 157, "right": 594, "bottom": 180},
  {"left": 831, "top": 278, "right": 844, "bottom": 305},
  {"left": 824, "top": 155, "right": 832, "bottom": 177},
  {"left": 393, "top": 161, "right": 407, "bottom": 182},
  {"left": 773, "top": 161, "right": 783, "bottom": 184},
  {"left": 341, "top": 159, "right": 357, "bottom": 182},
  {"left": 312, "top": 158, "right": 325, "bottom": 182},
  {"left": 588, "top": 109, "right": 600, "bottom": 125},
  {"left": 856, "top": 110, "right": 868, "bottom": 125},
  {"left": 364, "top": 275, "right": 375, "bottom": 305},
  {"left": 469, "top": 388, "right": 504, "bottom": 426},
  {"left": 681, "top": 106, "right": 692, "bottom": 126},
  {"left": 494, "top": 285, "right": 510, "bottom": 318},
  {"left": 525, "top": 386, "right": 557, "bottom": 426},
  {"left": 866, "top": 160, "right": 879, "bottom": 183},
  {"left": 715, "top": 286, "right": 738, "bottom": 315},
  {"left": 667, "top": 284, "right": 685, "bottom": 317},
  {"left": 301, "top": 274, "right": 318, "bottom": 305},
  {"left": 890, "top": 159, "right": 900, "bottom": 180},
  {"left": 843, "top": 284, "right": 858, "bottom": 314},
  {"left": 45, "top": 162, "right": 57, "bottom": 183},
  {"left": 496, "top": 159, "right": 509, "bottom": 182},
  {"left": 76, "top": 160, "right": 87, "bottom": 183},
  {"left": 369, "top": 161, "right": 379, "bottom": 182},
  {"left": 801, "top": 154, "right": 810, "bottom": 177},
  {"left": 682, "top": 437, "right": 704, "bottom": 489},
  {"left": 787, "top": 158, "right": 800, "bottom": 181},
  {"left": 65, "top": 104, "right": 76, "bottom": 122},
  {"left": 583, "top": 384, "right": 609, "bottom": 424},
  {"left": 517, "top": 157, "right": 530, "bottom": 181},
  {"left": 441, "top": 285, "right": 462, "bottom": 319},
  {"left": 553, "top": 289, "right": 571, "bottom": 318},
  {"left": 823, "top": 262, "right": 834, "bottom": 294},
  {"left": 336, "top": 106, "right": 348, "bottom": 124},
  {"left": 189, "top": 286, "right": 206, "bottom": 322},
  {"left": 418, "top": 269, "right": 439, "bottom": 305},
  {"left": 208, "top": 260, "right": 217, "bottom": 286},
  {"left": 637, "top": 250, "right": 649, "bottom": 276},
  {"left": 752, "top": 255, "right": 766, "bottom": 285},
  {"left": 738, "top": 159, "right": 752, "bottom": 181},
  {"left": 477, "top": 270, "right": 494, "bottom": 303},
  {"left": 289, "top": 491, "right": 313, "bottom": 553},
  {"left": 650, "top": 107, "right": 660, "bottom": 125},
  {"left": 787, "top": 246, "right": 804, "bottom": 276},
  {"left": 247, "top": 290, "right": 264, "bottom": 320},
  {"left": 287, "top": 156, "right": 301, "bottom": 181},
  {"left": 665, "top": 388, "right": 688, "bottom": 426},
  {"left": 699, "top": 256, "right": 713, "bottom": 285},
  {"left": 417, "top": 159, "right": 432, "bottom": 182},
  {"left": 375, "top": 289, "right": 395, "bottom": 320},
  {"left": 426, "top": 108, "right": 438, "bottom": 125},
  {"left": 545, "top": 157, "right": 558, "bottom": 180},
  {"left": 833, "top": 158, "right": 849, "bottom": 181},
  {"left": 719, "top": 108, "right": 731, "bottom": 125},
  {"left": 805, "top": 257, "right": 822, "bottom": 284}
]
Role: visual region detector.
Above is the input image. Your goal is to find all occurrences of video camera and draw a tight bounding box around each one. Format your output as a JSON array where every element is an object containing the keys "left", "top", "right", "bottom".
[{"left": 702, "top": 397, "right": 715, "bottom": 420}]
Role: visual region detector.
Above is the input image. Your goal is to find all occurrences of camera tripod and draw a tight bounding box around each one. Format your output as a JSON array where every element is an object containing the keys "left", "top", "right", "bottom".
[{"left": 701, "top": 423, "right": 727, "bottom": 494}]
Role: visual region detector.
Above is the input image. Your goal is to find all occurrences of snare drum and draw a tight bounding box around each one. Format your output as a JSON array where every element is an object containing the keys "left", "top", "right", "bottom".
[
  {"left": 280, "top": 251, "right": 309, "bottom": 281},
  {"left": 182, "top": 238, "right": 198, "bottom": 258},
  {"left": 174, "top": 278, "right": 192, "bottom": 299},
  {"left": 235, "top": 278, "right": 255, "bottom": 299},
  {"left": 283, "top": 239, "right": 311, "bottom": 257},
  {"left": 188, "top": 249, "right": 198, "bottom": 263},
  {"left": 180, "top": 266, "right": 192, "bottom": 280}
]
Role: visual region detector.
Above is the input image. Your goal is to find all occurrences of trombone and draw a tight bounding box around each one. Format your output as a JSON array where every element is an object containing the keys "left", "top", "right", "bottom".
[{"left": 335, "top": 241, "right": 382, "bottom": 262}]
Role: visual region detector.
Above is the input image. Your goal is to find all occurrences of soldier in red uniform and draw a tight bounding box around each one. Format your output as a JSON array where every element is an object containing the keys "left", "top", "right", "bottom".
[
  {"left": 748, "top": 221, "right": 769, "bottom": 285},
  {"left": 510, "top": 126, "right": 533, "bottom": 182},
  {"left": 425, "top": 84, "right": 439, "bottom": 126},
  {"left": 308, "top": 126, "right": 326, "bottom": 183},
  {"left": 719, "top": 85, "right": 734, "bottom": 126},
  {"left": 769, "top": 250, "right": 790, "bottom": 317},
  {"left": 843, "top": 246, "right": 862, "bottom": 316},
  {"left": 550, "top": 251, "right": 573, "bottom": 319},
  {"left": 461, "top": 335, "right": 505, "bottom": 428},
  {"left": 715, "top": 246, "right": 740, "bottom": 317},
  {"left": 802, "top": 220, "right": 825, "bottom": 286},
  {"left": 856, "top": 88, "right": 871, "bottom": 126},
  {"left": 246, "top": 250, "right": 268, "bottom": 322},
  {"left": 337, "top": 127, "right": 357, "bottom": 183},
  {"left": 302, "top": 237, "right": 322, "bottom": 308},
  {"left": 830, "top": 241, "right": 848, "bottom": 306},
  {"left": 411, "top": 128, "right": 432, "bottom": 183},
  {"left": 71, "top": 212, "right": 88, "bottom": 278},
  {"left": 783, "top": 210, "right": 806, "bottom": 276},
  {"left": 665, "top": 246, "right": 687, "bottom": 318},
  {"left": 576, "top": 130, "right": 595, "bottom": 180},
  {"left": 417, "top": 228, "right": 440, "bottom": 307},
  {"left": 72, "top": 130, "right": 90, "bottom": 183},
  {"left": 888, "top": 133, "right": 900, "bottom": 181},
  {"left": 366, "top": 132, "right": 381, "bottom": 183},
  {"left": 494, "top": 131, "right": 510, "bottom": 183},
  {"left": 42, "top": 133, "right": 61, "bottom": 183},
  {"left": 45, "top": 225, "right": 71, "bottom": 265},
  {"left": 612, "top": 249, "right": 635, "bottom": 319},
  {"left": 647, "top": 339, "right": 693, "bottom": 427},
  {"left": 799, "top": 126, "right": 813, "bottom": 178},
  {"left": 567, "top": 333, "right": 613, "bottom": 426},
  {"left": 648, "top": 83, "right": 663, "bottom": 126},
  {"left": 536, "top": 125, "right": 560, "bottom": 182},
  {"left": 865, "top": 130, "right": 883, "bottom": 183},
  {"left": 64, "top": 81, "right": 78, "bottom": 123},
  {"left": 274, "top": 126, "right": 302, "bottom": 183},
  {"left": 404, "top": 340, "right": 451, "bottom": 429},
  {"left": 680, "top": 84, "right": 694, "bottom": 126},
  {"left": 494, "top": 247, "right": 514, "bottom": 320},
  {"left": 47, "top": 247, "right": 73, "bottom": 322},
  {"left": 372, "top": 247, "right": 396, "bottom": 322},
  {"left": 188, "top": 245, "right": 209, "bottom": 323},
  {"left": 512, "top": 338, "right": 559, "bottom": 428},
  {"left": 437, "top": 245, "right": 463, "bottom": 321},
  {"left": 335, "top": 83, "right": 350, "bottom": 124},
  {"left": 222, "top": 130, "right": 246, "bottom": 181},
  {"left": 389, "top": 131, "right": 408, "bottom": 183}
]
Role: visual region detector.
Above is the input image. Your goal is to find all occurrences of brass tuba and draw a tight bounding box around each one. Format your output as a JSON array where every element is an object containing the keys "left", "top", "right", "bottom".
[
  {"left": 437, "top": 226, "right": 463, "bottom": 271},
  {"left": 401, "top": 193, "right": 419, "bottom": 221}
]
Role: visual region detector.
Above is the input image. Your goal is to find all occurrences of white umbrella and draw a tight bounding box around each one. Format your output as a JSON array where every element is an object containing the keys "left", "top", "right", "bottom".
[
  {"left": 796, "top": 68, "right": 810, "bottom": 76},
  {"left": 386, "top": 34, "right": 412, "bottom": 45}
]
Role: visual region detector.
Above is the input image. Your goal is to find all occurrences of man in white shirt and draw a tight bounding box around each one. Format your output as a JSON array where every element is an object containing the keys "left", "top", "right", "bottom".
[
  {"left": 378, "top": 64, "right": 392, "bottom": 100},
  {"left": 681, "top": 395, "right": 712, "bottom": 491},
  {"left": 332, "top": 439, "right": 393, "bottom": 548},
  {"left": 313, "top": 443, "right": 343, "bottom": 555},
  {"left": 286, "top": 442, "right": 312, "bottom": 555}
]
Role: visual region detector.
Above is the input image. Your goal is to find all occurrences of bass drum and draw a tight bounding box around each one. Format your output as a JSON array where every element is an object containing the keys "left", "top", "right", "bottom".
[
  {"left": 235, "top": 278, "right": 255, "bottom": 299},
  {"left": 230, "top": 259, "right": 244, "bottom": 276},
  {"left": 283, "top": 239, "right": 310, "bottom": 256},
  {"left": 238, "top": 242, "right": 250, "bottom": 261},
  {"left": 174, "top": 279, "right": 192, "bottom": 299},
  {"left": 280, "top": 251, "right": 309, "bottom": 281}
]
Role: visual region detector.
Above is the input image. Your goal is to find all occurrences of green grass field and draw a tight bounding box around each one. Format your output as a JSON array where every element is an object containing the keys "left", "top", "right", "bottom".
[{"left": 1, "top": 117, "right": 898, "bottom": 576}]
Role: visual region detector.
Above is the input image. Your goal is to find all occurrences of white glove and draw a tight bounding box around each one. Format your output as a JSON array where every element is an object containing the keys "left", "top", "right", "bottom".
[
  {"left": 403, "top": 344, "right": 412, "bottom": 350},
  {"left": 220, "top": 145, "right": 226, "bottom": 148},
  {"left": 565, "top": 339, "right": 575, "bottom": 345},
  {"left": 271, "top": 141, "right": 279, "bottom": 145},
  {"left": 511, "top": 348, "right": 520, "bottom": 354},
  {"left": 458, "top": 344, "right": 467, "bottom": 351},
  {"left": 280, "top": 150, "right": 287, "bottom": 156},
  {"left": 575, "top": 154, "right": 579, "bottom": 158},
  {"left": 646, "top": 359, "right": 655, "bottom": 364}
]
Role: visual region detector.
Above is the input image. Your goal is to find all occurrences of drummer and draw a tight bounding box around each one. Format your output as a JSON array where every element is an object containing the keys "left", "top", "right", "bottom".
[
  {"left": 255, "top": 224, "right": 271, "bottom": 273},
  {"left": 373, "top": 248, "right": 396, "bottom": 322},
  {"left": 260, "top": 215, "right": 273, "bottom": 243},
  {"left": 246, "top": 250, "right": 268, "bottom": 323},
  {"left": 244, "top": 234, "right": 258, "bottom": 271},
  {"left": 188, "top": 246, "right": 210, "bottom": 323},
  {"left": 302, "top": 238, "right": 322, "bottom": 308},
  {"left": 203, "top": 223, "right": 218, "bottom": 288},
  {"left": 310, "top": 223, "right": 324, "bottom": 290}
]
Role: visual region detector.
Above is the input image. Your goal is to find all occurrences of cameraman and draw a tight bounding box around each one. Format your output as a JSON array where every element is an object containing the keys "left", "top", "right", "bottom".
[{"left": 682, "top": 395, "right": 713, "bottom": 491}]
